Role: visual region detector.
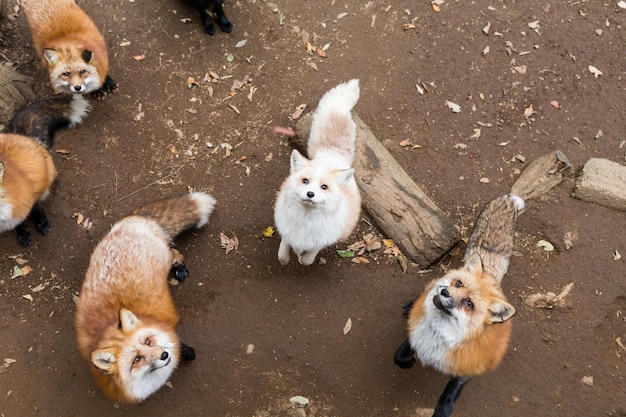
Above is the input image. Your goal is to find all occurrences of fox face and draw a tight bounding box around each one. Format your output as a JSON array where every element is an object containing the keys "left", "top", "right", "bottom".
[
  {"left": 425, "top": 253, "right": 516, "bottom": 341},
  {"left": 90, "top": 309, "right": 180, "bottom": 403},
  {"left": 407, "top": 253, "right": 516, "bottom": 376},
  {"left": 43, "top": 48, "right": 102, "bottom": 94},
  {"left": 288, "top": 149, "right": 355, "bottom": 209}
]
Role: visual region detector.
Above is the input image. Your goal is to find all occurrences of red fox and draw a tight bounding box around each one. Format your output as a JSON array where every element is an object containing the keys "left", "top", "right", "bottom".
[
  {"left": 394, "top": 194, "right": 524, "bottom": 417},
  {"left": 22, "top": 0, "right": 117, "bottom": 98},
  {"left": 0, "top": 94, "right": 90, "bottom": 245},
  {"left": 74, "top": 192, "right": 216, "bottom": 404}
]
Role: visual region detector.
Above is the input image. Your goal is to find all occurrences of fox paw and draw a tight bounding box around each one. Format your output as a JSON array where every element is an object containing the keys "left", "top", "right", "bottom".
[
  {"left": 172, "top": 261, "right": 189, "bottom": 282},
  {"left": 16, "top": 227, "right": 33, "bottom": 247},
  {"left": 218, "top": 17, "right": 232, "bottom": 33},
  {"left": 180, "top": 343, "right": 196, "bottom": 361},
  {"left": 36, "top": 217, "right": 51, "bottom": 235},
  {"left": 91, "top": 76, "right": 118, "bottom": 101}
]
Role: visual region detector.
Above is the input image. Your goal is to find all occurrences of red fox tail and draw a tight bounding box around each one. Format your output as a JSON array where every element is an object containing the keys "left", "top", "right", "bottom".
[
  {"left": 130, "top": 192, "right": 217, "bottom": 240},
  {"left": 9, "top": 94, "right": 91, "bottom": 149}
]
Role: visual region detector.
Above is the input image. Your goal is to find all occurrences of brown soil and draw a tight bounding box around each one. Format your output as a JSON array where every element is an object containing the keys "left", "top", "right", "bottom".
[{"left": 1, "top": 1, "right": 625, "bottom": 416}]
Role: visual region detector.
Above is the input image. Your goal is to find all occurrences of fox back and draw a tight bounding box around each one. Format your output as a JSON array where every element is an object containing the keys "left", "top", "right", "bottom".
[
  {"left": 75, "top": 192, "right": 216, "bottom": 403},
  {"left": 0, "top": 133, "right": 56, "bottom": 233},
  {"left": 23, "top": 0, "right": 110, "bottom": 94}
]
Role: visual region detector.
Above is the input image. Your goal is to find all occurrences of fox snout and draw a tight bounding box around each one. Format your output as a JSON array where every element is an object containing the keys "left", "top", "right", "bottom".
[
  {"left": 71, "top": 83, "right": 86, "bottom": 93},
  {"left": 433, "top": 286, "right": 455, "bottom": 314}
]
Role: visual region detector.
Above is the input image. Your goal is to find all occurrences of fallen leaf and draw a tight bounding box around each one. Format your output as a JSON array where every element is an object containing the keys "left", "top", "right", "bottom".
[
  {"left": 291, "top": 104, "right": 307, "bottom": 119},
  {"left": 226, "top": 53, "right": 234, "bottom": 63},
  {"left": 235, "top": 39, "right": 247, "bottom": 48},
  {"left": 186, "top": 77, "right": 196, "bottom": 88},
  {"left": 228, "top": 104, "right": 241, "bottom": 115},
  {"left": 55, "top": 149, "right": 70, "bottom": 154},
  {"left": 343, "top": 318, "right": 352, "bottom": 335},
  {"left": 31, "top": 283, "right": 46, "bottom": 293},
  {"left": 537, "top": 239, "right": 555, "bottom": 252},
  {"left": 273, "top": 126, "right": 295, "bottom": 137},
  {"left": 523, "top": 104, "right": 536, "bottom": 118},
  {"left": 336, "top": 249, "right": 355, "bottom": 258},
  {"left": 337, "top": 12, "right": 348, "bottom": 19},
  {"left": 22, "top": 294, "right": 34, "bottom": 302},
  {"left": 132, "top": 54, "right": 145, "bottom": 61},
  {"left": 550, "top": 100, "right": 561, "bottom": 109},
  {"left": 290, "top": 396, "right": 310, "bottom": 405},
  {"left": 263, "top": 225, "right": 275, "bottom": 237},
  {"left": 445, "top": 100, "right": 461, "bottom": 113},
  {"left": 431, "top": 3, "right": 440, "bottom": 12},
  {"left": 399, "top": 139, "right": 413, "bottom": 147},
  {"left": 315, "top": 47, "right": 327, "bottom": 58},
  {"left": 351, "top": 256, "right": 371, "bottom": 264},
  {"left": 588, "top": 65, "right": 602, "bottom": 78},
  {"left": 219, "top": 232, "right": 239, "bottom": 254}
]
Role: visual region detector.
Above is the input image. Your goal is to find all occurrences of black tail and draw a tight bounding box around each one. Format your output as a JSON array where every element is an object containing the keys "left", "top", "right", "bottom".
[{"left": 9, "top": 95, "right": 91, "bottom": 149}]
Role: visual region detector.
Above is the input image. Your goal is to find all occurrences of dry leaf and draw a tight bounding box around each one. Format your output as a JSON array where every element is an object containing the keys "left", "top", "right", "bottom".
[
  {"left": 291, "top": 104, "right": 307, "bottom": 119},
  {"left": 220, "top": 232, "right": 239, "bottom": 254},
  {"left": 537, "top": 239, "right": 554, "bottom": 251},
  {"left": 446, "top": 100, "right": 461, "bottom": 113},
  {"left": 351, "top": 256, "right": 371, "bottom": 264},
  {"left": 399, "top": 139, "right": 413, "bottom": 147},
  {"left": 22, "top": 294, "right": 34, "bottom": 302},
  {"left": 132, "top": 54, "right": 145, "bottom": 61},
  {"left": 273, "top": 126, "right": 295, "bottom": 137},
  {"left": 315, "top": 47, "right": 327, "bottom": 58},
  {"left": 431, "top": 3, "right": 440, "bottom": 12},
  {"left": 523, "top": 104, "right": 536, "bottom": 118},
  {"left": 550, "top": 100, "right": 561, "bottom": 109},
  {"left": 588, "top": 65, "right": 602, "bottom": 78},
  {"left": 263, "top": 225, "right": 275, "bottom": 237},
  {"left": 343, "top": 318, "right": 352, "bottom": 335}
]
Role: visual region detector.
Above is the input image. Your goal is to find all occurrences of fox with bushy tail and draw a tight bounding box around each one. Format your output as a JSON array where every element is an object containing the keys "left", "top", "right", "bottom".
[
  {"left": 274, "top": 79, "right": 362, "bottom": 266},
  {"left": 394, "top": 194, "right": 524, "bottom": 417},
  {"left": 75, "top": 192, "right": 216, "bottom": 404},
  {"left": 0, "top": 95, "right": 90, "bottom": 245}
]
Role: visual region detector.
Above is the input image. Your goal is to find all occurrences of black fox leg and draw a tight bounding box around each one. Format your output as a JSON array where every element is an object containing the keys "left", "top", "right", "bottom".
[
  {"left": 30, "top": 202, "right": 51, "bottom": 235},
  {"left": 432, "top": 376, "right": 469, "bottom": 417},
  {"left": 180, "top": 343, "right": 196, "bottom": 361},
  {"left": 213, "top": 1, "right": 232, "bottom": 33},
  {"left": 15, "top": 223, "right": 33, "bottom": 247},
  {"left": 172, "top": 259, "right": 189, "bottom": 282},
  {"left": 198, "top": 7, "right": 216, "bottom": 35},
  {"left": 402, "top": 299, "right": 415, "bottom": 318},
  {"left": 394, "top": 338, "right": 416, "bottom": 369}
]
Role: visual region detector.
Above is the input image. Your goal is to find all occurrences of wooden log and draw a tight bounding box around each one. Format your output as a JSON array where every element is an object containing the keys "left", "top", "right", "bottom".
[
  {"left": 294, "top": 112, "right": 459, "bottom": 267},
  {"left": 510, "top": 150, "right": 573, "bottom": 201}
]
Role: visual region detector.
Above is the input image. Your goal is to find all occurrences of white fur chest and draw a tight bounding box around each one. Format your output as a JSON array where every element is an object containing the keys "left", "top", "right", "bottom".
[{"left": 408, "top": 291, "right": 468, "bottom": 374}]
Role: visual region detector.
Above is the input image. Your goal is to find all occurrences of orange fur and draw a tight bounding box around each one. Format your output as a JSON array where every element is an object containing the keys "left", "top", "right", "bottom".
[
  {"left": 75, "top": 192, "right": 216, "bottom": 403},
  {"left": 23, "top": 0, "right": 110, "bottom": 94},
  {"left": 0, "top": 133, "right": 56, "bottom": 226},
  {"left": 407, "top": 259, "right": 514, "bottom": 377}
]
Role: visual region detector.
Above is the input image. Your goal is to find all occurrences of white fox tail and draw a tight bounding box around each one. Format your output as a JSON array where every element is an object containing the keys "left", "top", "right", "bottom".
[
  {"left": 308, "top": 79, "right": 360, "bottom": 162},
  {"left": 315, "top": 79, "right": 360, "bottom": 115}
]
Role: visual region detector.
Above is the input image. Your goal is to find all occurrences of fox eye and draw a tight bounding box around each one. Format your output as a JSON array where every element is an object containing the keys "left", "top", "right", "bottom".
[
  {"left": 133, "top": 355, "right": 143, "bottom": 364},
  {"left": 62, "top": 72, "right": 70, "bottom": 77},
  {"left": 455, "top": 280, "right": 463, "bottom": 288},
  {"left": 145, "top": 337, "right": 151, "bottom": 346},
  {"left": 462, "top": 299, "right": 474, "bottom": 310},
  {"left": 321, "top": 184, "right": 328, "bottom": 190},
  {"left": 302, "top": 178, "right": 309, "bottom": 185},
  {"left": 79, "top": 69, "right": 86, "bottom": 75}
]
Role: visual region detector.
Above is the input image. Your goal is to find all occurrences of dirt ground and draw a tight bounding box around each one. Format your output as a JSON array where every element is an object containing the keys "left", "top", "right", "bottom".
[{"left": 1, "top": 0, "right": 625, "bottom": 416}]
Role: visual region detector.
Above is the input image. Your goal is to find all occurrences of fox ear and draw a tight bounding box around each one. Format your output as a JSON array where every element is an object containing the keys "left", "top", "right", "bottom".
[
  {"left": 464, "top": 252, "right": 484, "bottom": 275},
  {"left": 290, "top": 150, "right": 308, "bottom": 173},
  {"left": 81, "top": 49, "right": 93, "bottom": 63},
  {"left": 119, "top": 308, "right": 140, "bottom": 332},
  {"left": 488, "top": 299, "right": 516, "bottom": 323},
  {"left": 336, "top": 168, "right": 355, "bottom": 187},
  {"left": 43, "top": 49, "right": 61, "bottom": 64},
  {"left": 91, "top": 349, "right": 117, "bottom": 373}
]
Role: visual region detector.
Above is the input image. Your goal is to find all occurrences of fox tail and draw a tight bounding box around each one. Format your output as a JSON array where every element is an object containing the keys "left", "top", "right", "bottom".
[
  {"left": 130, "top": 192, "right": 217, "bottom": 240},
  {"left": 9, "top": 94, "right": 91, "bottom": 149}
]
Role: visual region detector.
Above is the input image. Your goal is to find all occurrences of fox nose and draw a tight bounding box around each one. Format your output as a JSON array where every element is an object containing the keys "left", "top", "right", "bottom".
[
  {"left": 72, "top": 85, "right": 82, "bottom": 92},
  {"left": 440, "top": 288, "right": 450, "bottom": 298},
  {"left": 160, "top": 351, "right": 169, "bottom": 361},
  {"left": 306, "top": 191, "right": 314, "bottom": 198}
]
